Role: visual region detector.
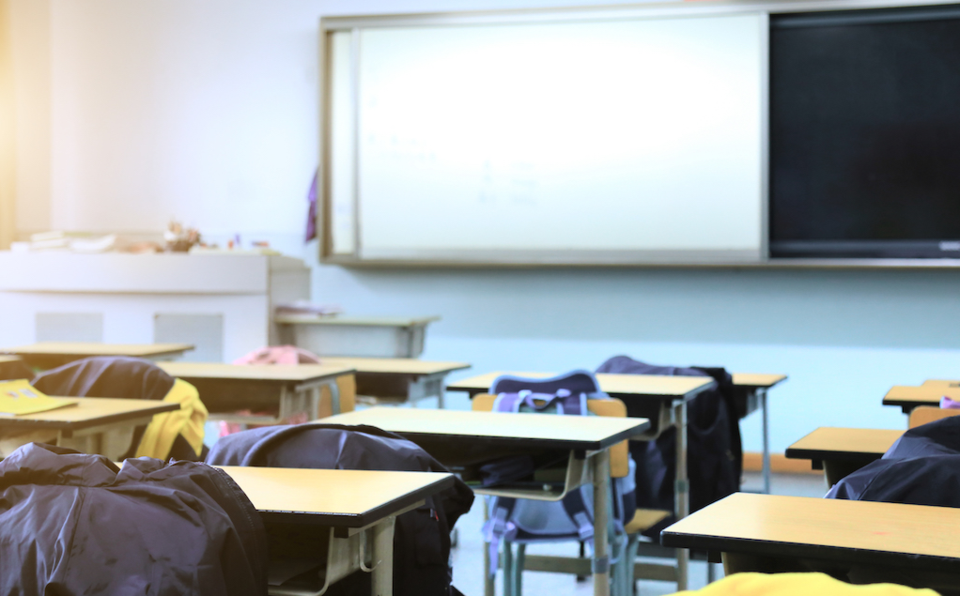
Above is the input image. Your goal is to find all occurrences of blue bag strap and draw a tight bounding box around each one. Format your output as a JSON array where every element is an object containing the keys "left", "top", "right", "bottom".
[
  {"left": 482, "top": 495, "right": 520, "bottom": 577},
  {"left": 561, "top": 488, "right": 595, "bottom": 541}
]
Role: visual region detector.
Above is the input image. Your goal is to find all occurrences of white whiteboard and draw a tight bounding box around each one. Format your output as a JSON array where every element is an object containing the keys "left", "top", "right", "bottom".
[{"left": 326, "top": 11, "right": 765, "bottom": 263}]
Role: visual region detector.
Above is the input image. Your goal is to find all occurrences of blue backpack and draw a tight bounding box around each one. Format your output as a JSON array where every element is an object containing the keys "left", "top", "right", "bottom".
[{"left": 481, "top": 371, "right": 637, "bottom": 575}]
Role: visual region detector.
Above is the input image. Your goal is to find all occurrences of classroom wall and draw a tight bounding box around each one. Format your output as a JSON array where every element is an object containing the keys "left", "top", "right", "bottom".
[
  {"left": 9, "top": 0, "right": 960, "bottom": 453},
  {"left": 0, "top": 0, "right": 15, "bottom": 249}
]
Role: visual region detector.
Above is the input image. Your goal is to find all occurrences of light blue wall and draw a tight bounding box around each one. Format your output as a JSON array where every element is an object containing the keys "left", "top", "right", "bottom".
[
  {"left": 291, "top": 0, "right": 960, "bottom": 455},
  {"left": 304, "top": 257, "right": 960, "bottom": 453},
  {"left": 259, "top": 0, "right": 960, "bottom": 456}
]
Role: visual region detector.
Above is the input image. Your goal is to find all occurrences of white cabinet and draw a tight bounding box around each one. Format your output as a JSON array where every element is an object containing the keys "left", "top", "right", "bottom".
[{"left": 0, "top": 252, "right": 309, "bottom": 362}]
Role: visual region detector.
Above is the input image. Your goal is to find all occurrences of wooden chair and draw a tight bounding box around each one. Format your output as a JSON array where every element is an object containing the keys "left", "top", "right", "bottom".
[
  {"left": 908, "top": 405, "right": 960, "bottom": 429},
  {"left": 472, "top": 393, "right": 670, "bottom": 596}
]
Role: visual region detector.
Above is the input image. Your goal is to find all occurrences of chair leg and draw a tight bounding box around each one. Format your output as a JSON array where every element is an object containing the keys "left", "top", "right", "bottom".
[
  {"left": 503, "top": 541, "right": 514, "bottom": 596},
  {"left": 577, "top": 540, "right": 588, "bottom": 582},
  {"left": 612, "top": 549, "right": 625, "bottom": 596},
  {"left": 514, "top": 544, "right": 526, "bottom": 596},
  {"left": 625, "top": 534, "right": 640, "bottom": 596}
]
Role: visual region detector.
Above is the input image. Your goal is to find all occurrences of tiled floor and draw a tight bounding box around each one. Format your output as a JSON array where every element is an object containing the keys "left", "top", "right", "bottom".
[{"left": 449, "top": 471, "right": 828, "bottom": 596}]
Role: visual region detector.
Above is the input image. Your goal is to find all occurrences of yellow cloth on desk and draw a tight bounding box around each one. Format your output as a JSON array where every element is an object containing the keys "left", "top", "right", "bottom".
[
  {"left": 135, "top": 379, "right": 207, "bottom": 459},
  {"left": 672, "top": 573, "right": 939, "bottom": 596}
]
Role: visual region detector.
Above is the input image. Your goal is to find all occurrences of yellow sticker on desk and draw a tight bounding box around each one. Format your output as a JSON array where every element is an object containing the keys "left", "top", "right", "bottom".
[{"left": 0, "top": 379, "right": 78, "bottom": 416}]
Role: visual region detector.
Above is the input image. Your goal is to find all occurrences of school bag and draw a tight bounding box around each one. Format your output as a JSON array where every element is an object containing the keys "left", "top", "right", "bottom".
[{"left": 481, "top": 370, "right": 636, "bottom": 575}]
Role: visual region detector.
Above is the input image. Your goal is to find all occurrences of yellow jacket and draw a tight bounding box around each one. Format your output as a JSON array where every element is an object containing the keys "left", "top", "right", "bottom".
[
  {"left": 673, "top": 573, "right": 939, "bottom": 596},
  {"left": 135, "top": 378, "right": 207, "bottom": 460}
]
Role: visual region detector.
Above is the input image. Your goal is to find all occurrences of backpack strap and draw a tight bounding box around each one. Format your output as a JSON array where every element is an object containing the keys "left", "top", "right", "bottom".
[
  {"left": 492, "top": 391, "right": 526, "bottom": 412},
  {"left": 560, "top": 488, "right": 595, "bottom": 541},
  {"left": 482, "top": 495, "right": 521, "bottom": 577}
]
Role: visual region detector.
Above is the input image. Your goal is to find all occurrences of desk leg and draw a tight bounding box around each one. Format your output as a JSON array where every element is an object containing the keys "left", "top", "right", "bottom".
[
  {"left": 674, "top": 400, "right": 689, "bottom": 592},
  {"left": 760, "top": 388, "right": 771, "bottom": 495},
  {"left": 592, "top": 449, "right": 611, "bottom": 596},
  {"left": 326, "top": 380, "right": 341, "bottom": 416},
  {"left": 371, "top": 516, "right": 395, "bottom": 596}
]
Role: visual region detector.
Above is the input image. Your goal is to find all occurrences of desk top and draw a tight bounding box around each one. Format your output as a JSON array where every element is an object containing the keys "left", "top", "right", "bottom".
[
  {"left": 924, "top": 379, "right": 960, "bottom": 388},
  {"left": 882, "top": 385, "right": 960, "bottom": 409},
  {"left": 218, "top": 466, "right": 454, "bottom": 528},
  {"left": 275, "top": 315, "right": 440, "bottom": 327},
  {"left": 5, "top": 342, "right": 194, "bottom": 359},
  {"left": 319, "top": 357, "right": 470, "bottom": 376},
  {"left": 324, "top": 407, "right": 650, "bottom": 451},
  {"left": 446, "top": 372, "right": 714, "bottom": 401},
  {"left": 157, "top": 362, "right": 356, "bottom": 384},
  {"left": 661, "top": 492, "right": 960, "bottom": 573},
  {"left": 0, "top": 397, "right": 178, "bottom": 430},
  {"left": 730, "top": 373, "right": 788, "bottom": 389},
  {"left": 0, "top": 355, "right": 23, "bottom": 364},
  {"left": 785, "top": 427, "right": 903, "bottom": 463}
]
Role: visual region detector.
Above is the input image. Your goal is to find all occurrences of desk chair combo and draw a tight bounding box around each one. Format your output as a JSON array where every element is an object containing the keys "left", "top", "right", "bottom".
[
  {"left": 451, "top": 367, "right": 739, "bottom": 592},
  {"left": 1, "top": 356, "right": 207, "bottom": 462},
  {"left": 470, "top": 385, "right": 671, "bottom": 596},
  {"left": 157, "top": 361, "right": 356, "bottom": 424},
  {"left": 665, "top": 410, "right": 960, "bottom": 594},
  {"left": 223, "top": 467, "right": 458, "bottom": 596},
  {"left": 325, "top": 403, "right": 649, "bottom": 596},
  {"left": 661, "top": 491, "right": 960, "bottom": 594},
  {"left": 788, "top": 374, "right": 960, "bottom": 487},
  {"left": 449, "top": 369, "right": 788, "bottom": 493},
  {"left": 786, "top": 407, "right": 960, "bottom": 486},
  {"left": 318, "top": 356, "right": 470, "bottom": 408}
]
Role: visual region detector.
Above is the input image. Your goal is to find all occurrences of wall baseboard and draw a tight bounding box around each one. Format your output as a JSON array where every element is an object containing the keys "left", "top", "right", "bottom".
[{"left": 742, "top": 451, "right": 821, "bottom": 475}]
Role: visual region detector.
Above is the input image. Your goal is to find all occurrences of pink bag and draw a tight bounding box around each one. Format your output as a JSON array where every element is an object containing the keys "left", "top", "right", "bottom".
[
  {"left": 219, "top": 346, "right": 323, "bottom": 436},
  {"left": 231, "top": 345, "right": 321, "bottom": 366}
]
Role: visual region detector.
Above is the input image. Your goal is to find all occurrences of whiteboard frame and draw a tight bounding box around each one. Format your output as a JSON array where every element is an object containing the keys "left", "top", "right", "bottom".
[{"left": 318, "top": 0, "right": 960, "bottom": 267}]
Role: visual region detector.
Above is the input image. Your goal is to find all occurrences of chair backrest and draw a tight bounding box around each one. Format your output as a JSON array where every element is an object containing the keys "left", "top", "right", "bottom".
[
  {"left": 473, "top": 393, "right": 630, "bottom": 478},
  {"left": 908, "top": 405, "right": 960, "bottom": 429},
  {"left": 489, "top": 369, "right": 601, "bottom": 395}
]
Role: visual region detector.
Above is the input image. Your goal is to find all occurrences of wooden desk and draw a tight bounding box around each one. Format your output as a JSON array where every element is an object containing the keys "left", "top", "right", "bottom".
[
  {"left": 785, "top": 427, "right": 902, "bottom": 486},
  {"left": 157, "top": 362, "right": 355, "bottom": 424},
  {"left": 318, "top": 357, "right": 470, "bottom": 408},
  {"left": 277, "top": 315, "right": 440, "bottom": 358},
  {"left": 882, "top": 384, "right": 960, "bottom": 414},
  {"left": 4, "top": 341, "right": 194, "bottom": 369},
  {"left": 0, "top": 354, "right": 31, "bottom": 380},
  {"left": 324, "top": 407, "right": 650, "bottom": 596},
  {"left": 0, "top": 397, "right": 178, "bottom": 460},
  {"left": 220, "top": 466, "right": 455, "bottom": 596},
  {"left": 661, "top": 492, "right": 960, "bottom": 585}
]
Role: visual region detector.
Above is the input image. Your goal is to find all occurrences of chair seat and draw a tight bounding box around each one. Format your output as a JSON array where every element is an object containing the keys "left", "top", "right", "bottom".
[{"left": 625, "top": 508, "right": 671, "bottom": 535}]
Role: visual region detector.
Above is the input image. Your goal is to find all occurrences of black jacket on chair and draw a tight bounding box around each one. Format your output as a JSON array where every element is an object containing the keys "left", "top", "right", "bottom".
[
  {"left": 828, "top": 415, "right": 960, "bottom": 505},
  {"left": 206, "top": 423, "right": 475, "bottom": 596},
  {"left": 31, "top": 356, "right": 204, "bottom": 461},
  {"left": 0, "top": 442, "right": 268, "bottom": 596},
  {"left": 596, "top": 355, "right": 742, "bottom": 537}
]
